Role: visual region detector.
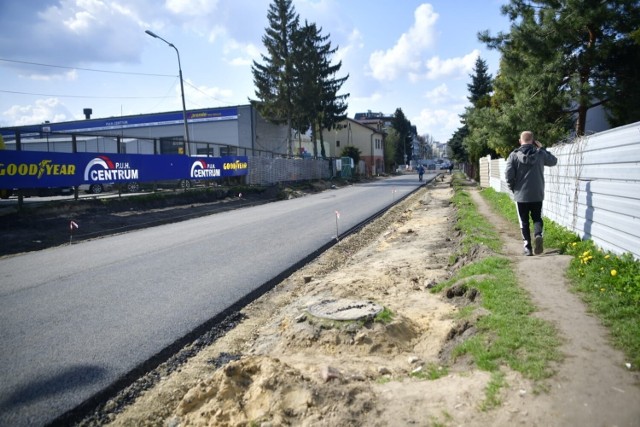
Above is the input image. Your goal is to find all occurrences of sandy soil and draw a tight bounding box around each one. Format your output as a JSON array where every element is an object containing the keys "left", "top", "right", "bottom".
[{"left": 84, "top": 175, "right": 639, "bottom": 426}]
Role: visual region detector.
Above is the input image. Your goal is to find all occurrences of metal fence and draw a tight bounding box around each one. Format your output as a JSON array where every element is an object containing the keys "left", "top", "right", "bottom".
[
  {"left": 2, "top": 131, "right": 336, "bottom": 187},
  {"left": 479, "top": 121, "right": 640, "bottom": 259}
]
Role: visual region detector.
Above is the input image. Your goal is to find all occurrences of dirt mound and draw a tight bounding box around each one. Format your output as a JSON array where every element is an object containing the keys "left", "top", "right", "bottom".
[
  {"left": 173, "top": 356, "right": 377, "bottom": 426},
  {"left": 100, "top": 176, "right": 504, "bottom": 427},
  {"left": 270, "top": 312, "right": 421, "bottom": 356}
]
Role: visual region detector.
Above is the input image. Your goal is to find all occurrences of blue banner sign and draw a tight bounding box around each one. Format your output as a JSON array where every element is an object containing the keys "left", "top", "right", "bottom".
[{"left": 0, "top": 150, "right": 248, "bottom": 189}]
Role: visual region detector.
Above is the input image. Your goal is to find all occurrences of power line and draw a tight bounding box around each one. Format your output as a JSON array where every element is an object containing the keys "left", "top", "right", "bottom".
[
  {"left": 0, "top": 89, "right": 173, "bottom": 100},
  {"left": 182, "top": 79, "right": 226, "bottom": 104},
  {"left": 0, "top": 58, "right": 176, "bottom": 77},
  {"left": 1, "top": 58, "right": 229, "bottom": 107}
]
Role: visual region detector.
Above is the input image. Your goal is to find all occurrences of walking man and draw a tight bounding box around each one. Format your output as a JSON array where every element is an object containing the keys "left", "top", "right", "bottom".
[
  {"left": 504, "top": 131, "right": 558, "bottom": 256},
  {"left": 417, "top": 164, "right": 425, "bottom": 182}
]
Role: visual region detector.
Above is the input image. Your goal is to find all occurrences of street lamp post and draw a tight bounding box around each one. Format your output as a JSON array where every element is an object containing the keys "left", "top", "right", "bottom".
[{"left": 145, "top": 30, "right": 190, "bottom": 156}]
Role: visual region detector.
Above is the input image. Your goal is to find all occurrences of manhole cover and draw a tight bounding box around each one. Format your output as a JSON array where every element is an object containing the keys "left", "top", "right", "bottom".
[{"left": 307, "top": 299, "right": 383, "bottom": 321}]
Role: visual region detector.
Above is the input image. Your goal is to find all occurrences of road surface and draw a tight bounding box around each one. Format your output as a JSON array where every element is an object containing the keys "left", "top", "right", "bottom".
[{"left": 0, "top": 173, "right": 435, "bottom": 426}]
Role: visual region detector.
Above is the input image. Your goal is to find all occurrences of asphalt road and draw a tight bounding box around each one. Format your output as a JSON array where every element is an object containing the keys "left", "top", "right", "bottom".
[{"left": 0, "top": 173, "right": 435, "bottom": 426}]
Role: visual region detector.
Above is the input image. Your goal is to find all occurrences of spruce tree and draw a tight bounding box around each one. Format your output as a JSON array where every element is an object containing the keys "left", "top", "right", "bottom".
[
  {"left": 480, "top": 0, "right": 640, "bottom": 137},
  {"left": 467, "top": 57, "right": 493, "bottom": 108},
  {"left": 252, "top": 0, "right": 299, "bottom": 156},
  {"left": 291, "top": 21, "right": 319, "bottom": 156},
  {"left": 290, "top": 21, "right": 348, "bottom": 159},
  {"left": 391, "top": 108, "right": 413, "bottom": 166}
]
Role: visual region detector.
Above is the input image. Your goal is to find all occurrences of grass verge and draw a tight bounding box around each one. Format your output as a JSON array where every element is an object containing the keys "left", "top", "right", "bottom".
[
  {"left": 432, "top": 173, "right": 562, "bottom": 406},
  {"left": 442, "top": 256, "right": 561, "bottom": 381},
  {"left": 480, "top": 187, "right": 640, "bottom": 370},
  {"left": 450, "top": 179, "right": 501, "bottom": 255}
]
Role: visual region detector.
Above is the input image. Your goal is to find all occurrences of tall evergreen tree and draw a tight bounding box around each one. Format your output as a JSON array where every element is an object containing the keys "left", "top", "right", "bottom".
[
  {"left": 384, "top": 128, "right": 400, "bottom": 172},
  {"left": 447, "top": 125, "right": 469, "bottom": 163},
  {"left": 251, "top": 0, "right": 299, "bottom": 156},
  {"left": 318, "top": 69, "right": 349, "bottom": 159},
  {"left": 291, "top": 21, "right": 319, "bottom": 156},
  {"left": 480, "top": 0, "right": 640, "bottom": 137},
  {"left": 467, "top": 57, "right": 493, "bottom": 108},
  {"left": 391, "top": 108, "right": 413, "bottom": 166},
  {"left": 453, "top": 56, "right": 497, "bottom": 164},
  {"left": 292, "top": 21, "right": 348, "bottom": 158}
]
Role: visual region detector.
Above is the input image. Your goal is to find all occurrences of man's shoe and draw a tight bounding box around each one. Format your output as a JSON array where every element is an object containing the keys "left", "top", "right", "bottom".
[
  {"left": 523, "top": 247, "right": 533, "bottom": 256},
  {"left": 534, "top": 235, "right": 544, "bottom": 255}
]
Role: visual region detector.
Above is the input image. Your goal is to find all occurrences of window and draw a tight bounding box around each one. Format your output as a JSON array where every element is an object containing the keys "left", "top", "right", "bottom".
[
  {"left": 220, "top": 146, "right": 237, "bottom": 156},
  {"left": 197, "top": 147, "right": 215, "bottom": 156},
  {"left": 336, "top": 140, "right": 341, "bottom": 147}
]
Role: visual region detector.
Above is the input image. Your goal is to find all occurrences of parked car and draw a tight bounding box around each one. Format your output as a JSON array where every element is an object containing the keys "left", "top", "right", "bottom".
[
  {"left": 79, "top": 179, "right": 202, "bottom": 195},
  {"left": 78, "top": 182, "right": 140, "bottom": 194}
]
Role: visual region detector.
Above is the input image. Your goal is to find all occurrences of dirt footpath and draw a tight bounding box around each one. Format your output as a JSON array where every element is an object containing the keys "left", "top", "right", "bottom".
[
  {"left": 469, "top": 190, "right": 640, "bottom": 427},
  {"left": 101, "top": 175, "right": 639, "bottom": 427}
]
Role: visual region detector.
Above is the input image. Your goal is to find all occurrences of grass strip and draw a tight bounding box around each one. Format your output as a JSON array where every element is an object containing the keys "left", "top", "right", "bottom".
[
  {"left": 446, "top": 257, "right": 562, "bottom": 380},
  {"left": 480, "top": 187, "right": 640, "bottom": 370},
  {"left": 435, "top": 174, "right": 563, "bottom": 387}
]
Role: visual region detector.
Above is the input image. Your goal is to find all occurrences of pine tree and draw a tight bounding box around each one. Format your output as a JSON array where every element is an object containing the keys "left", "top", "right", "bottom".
[
  {"left": 467, "top": 57, "right": 493, "bottom": 108},
  {"left": 447, "top": 125, "right": 469, "bottom": 163},
  {"left": 317, "top": 33, "right": 349, "bottom": 159},
  {"left": 251, "top": 0, "right": 299, "bottom": 156},
  {"left": 291, "top": 21, "right": 319, "bottom": 156},
  {"left": 391, "top": 108, "right": 413, "bottom": 166},
  {"left": 290, "top": 21, "right": 348, "bottom": 158},
  {"left": 480, "top": 0, "right": 640, "bottom": 137}
]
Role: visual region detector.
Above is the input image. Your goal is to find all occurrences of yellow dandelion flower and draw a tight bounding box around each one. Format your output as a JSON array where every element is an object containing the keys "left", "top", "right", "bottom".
[
  {"left": 611, "top": 270, "right": 617, "bottom": 277},
  {"left": 572, "top": 242, "right": 577, "bottom": 247},
  {"left": 604, "top": 255, "right": 610, "bottom": 259},
  {"left": 600, "top": 288, "right": 605, "bottom": 292}
]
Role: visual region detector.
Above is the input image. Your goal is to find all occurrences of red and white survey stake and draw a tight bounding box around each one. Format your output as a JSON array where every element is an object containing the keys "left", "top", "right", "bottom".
[{"left": 69, "top": 220, "right": 79, "bottom": 244}]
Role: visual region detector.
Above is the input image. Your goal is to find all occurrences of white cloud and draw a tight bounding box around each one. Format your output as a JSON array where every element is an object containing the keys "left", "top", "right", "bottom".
[
  {"left": 19, "top": 69, "right": 79, "bottom": 82},
  {"left": 184, "top": 79, "right": 233, "bottom": 107},
  {"left": 424, "top": 50, "right": 479, "bottom": 80},
  {"left": 413, "top": 108, "right": 462, "bottom": 143},
  {"left": 207, "top": 25, "right": 227, "bottom": 44},
  {"left": 354, "top": 92, "right": 383, "bottom": 103},
  {"left": 165, "top": 0, "right": 219, "bottom": 16},
  {"left": 64, "top": 10, "right": 97, "bottom": 33},
  {"left": 220, "top": 37, "right": 262, "bottom": 66},
  {"left": 24, "top": 0, "right": 150, "bottom": 65},
  {"left": 424, "top": 84, "right": 450, "bottom": 105},
  {"left": 368, "top": 3, "right": 438, "bottom": 81},
  {"left": 2, "top": 99, "right": 73, "bottom": 126},
  {"left": 335, "top": 29, "right": 364, "bottom": 66}
]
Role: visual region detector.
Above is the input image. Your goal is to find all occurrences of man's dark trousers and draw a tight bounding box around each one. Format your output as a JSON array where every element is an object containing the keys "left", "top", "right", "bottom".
[{"left": 516, "top": 201, "right": 543, "bottom": 248}]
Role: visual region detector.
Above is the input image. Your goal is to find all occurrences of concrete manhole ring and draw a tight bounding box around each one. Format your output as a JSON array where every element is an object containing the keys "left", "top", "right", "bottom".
[{"left": 307, "top": 299, "right": 384, "bottom": 321}]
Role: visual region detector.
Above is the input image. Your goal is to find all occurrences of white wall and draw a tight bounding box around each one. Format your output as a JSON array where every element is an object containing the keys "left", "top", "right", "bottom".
[{"left": 480, "top": 121, "right": 640, "bottom": 259}]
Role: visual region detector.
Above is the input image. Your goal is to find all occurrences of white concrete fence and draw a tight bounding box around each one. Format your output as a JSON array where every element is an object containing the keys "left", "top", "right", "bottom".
[{"left": 479, "top": 121, "right": 640, "bottom": 259}]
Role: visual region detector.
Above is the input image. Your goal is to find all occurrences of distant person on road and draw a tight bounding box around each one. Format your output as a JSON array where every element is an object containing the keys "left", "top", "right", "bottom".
[
  {"left": 504, "top": 131, "right": 558, "bottom": 256},
  {"left": 448, "top": 164, "right": 453, "bottom": 174},
  {"left": 417, "top": 164, "right": 425, "bottom": 182}
]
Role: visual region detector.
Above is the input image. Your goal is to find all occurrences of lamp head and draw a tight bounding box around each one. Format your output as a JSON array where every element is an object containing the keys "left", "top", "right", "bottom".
[{"left": 145, "top": 30, "right": 158, "bottom": 38}]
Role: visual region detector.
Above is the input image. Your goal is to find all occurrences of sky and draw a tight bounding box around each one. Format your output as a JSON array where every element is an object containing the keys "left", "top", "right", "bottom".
[{"left": 0, "top": 0, "right": 512, "bottom": 144}]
